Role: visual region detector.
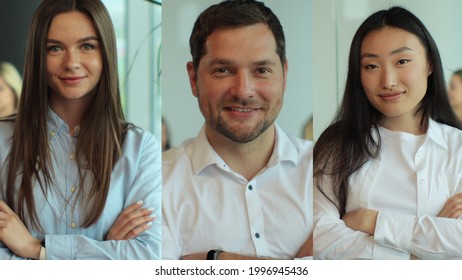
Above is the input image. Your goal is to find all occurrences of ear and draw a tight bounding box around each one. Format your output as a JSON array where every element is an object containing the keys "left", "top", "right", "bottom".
[
  {"left": 283, "top": 60, "right": 288, "bottom": 93},
  {"left": 187, "top": 62, "right": 199, "bottom": 97},
  {"left": 427, "top": 62, "right": 434, "bottom": 77}
]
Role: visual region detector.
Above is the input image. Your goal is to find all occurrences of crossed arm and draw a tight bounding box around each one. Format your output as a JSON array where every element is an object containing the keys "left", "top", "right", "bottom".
[
  {"left": 0, "top": 200, "right": 155, "bottom": 259},
  {"left": 339, "top": 193, "right": 462, "bottom": 259},
  {"left": 181, "top": 234, "right": 313, "bottom": 260},
  {"left": 343, "top": 193, "right": 462, "bottom": 235}
]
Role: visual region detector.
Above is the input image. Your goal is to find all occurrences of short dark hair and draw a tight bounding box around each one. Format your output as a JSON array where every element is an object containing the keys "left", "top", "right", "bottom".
[{"left": 189, "top": 0, "right": 285, "bottom": 71}]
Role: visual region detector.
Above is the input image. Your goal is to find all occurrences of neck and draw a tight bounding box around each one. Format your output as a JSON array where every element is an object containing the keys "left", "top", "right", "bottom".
[
  {"left": 381, "top": 113, "right": 427, "bottom": 135},
  {"left": 205, "top": 124, "right": 276, "bottom": 181},
  {"left": 49, "top": 94, "right": 92, "bottom": 136}
]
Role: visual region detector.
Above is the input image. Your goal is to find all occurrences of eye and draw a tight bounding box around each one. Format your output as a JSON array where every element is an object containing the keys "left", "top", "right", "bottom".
[
  {"left": 364, "top": 64, "right": 378, "bottom": 70},
  {"left": 213, "top": 67, "right": 232, "bottom": 76},
  {"left": 397, "top": 59, "right": 411, "bottom": 65},
  {"left": 81, "top": 43, "right": 96, "bottom": 51},
  {"left": 47, "top": 45, "right": 63, "bottom": 53},
  {"left": 255, "top": 67, "right": 271, "bottom": 75}
]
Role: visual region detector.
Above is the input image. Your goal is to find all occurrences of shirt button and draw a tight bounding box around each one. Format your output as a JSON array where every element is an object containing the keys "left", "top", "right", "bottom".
[
  {"left": 419, "top": 179, "right": 425, "bottom": 184},
  {"left": 69, "top": 153, "right": 75, "bottom": 160},
  {"left": 71, "top": 185, "right": 76, "bottom": 193},
  {"left": 70, "top": 222, "right": 77, "bottom": 229},
  {"left": 255, "top": 233, "right": 260, "bottom": 239},
  {"left": 50, "top": 131, "right": 56, "bottom": 137},
  {"left": 248, "top": 185, "right": 253, "bottom": 191}
]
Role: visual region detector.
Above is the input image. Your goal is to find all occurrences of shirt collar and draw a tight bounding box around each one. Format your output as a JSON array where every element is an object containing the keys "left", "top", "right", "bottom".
[
  {"left": 47, "top": 108, "right": 68, "bottom": 138},
  {"left": 374, "top": 118, "right": 449, "bottom": 151},
  {"left": 426, "top": 118, "right": 448, "bottom": 150},
  {"left": 189, "top": 123, "right": 299, "bottom": 175},
  {"left": 188, "top": 125, "right": 217, "bottom": 175}
]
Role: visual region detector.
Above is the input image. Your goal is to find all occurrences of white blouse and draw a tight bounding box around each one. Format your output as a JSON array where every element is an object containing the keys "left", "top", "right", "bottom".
[{"left": 314, "top": 119, "right": 462, "bottom": 259}]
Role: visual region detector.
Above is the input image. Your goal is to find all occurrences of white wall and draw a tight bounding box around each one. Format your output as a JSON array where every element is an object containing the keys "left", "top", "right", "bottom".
[
  {"left": 313, "top": 0, "right": 462, "bottom": 140},
  {"left": 163, "top": 0, "right": 313, "bottom": 147},
  {"left": 125, "top": 0, "right": 162, "bottom": 139}
]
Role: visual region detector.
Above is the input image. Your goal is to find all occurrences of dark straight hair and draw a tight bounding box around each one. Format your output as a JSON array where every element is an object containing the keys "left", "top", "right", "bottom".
[{"left": 314, "top": 6, "right": 461, "bottom": 217}]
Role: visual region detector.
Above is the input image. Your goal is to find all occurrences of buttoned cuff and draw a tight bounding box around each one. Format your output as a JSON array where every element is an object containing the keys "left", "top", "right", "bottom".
[
  {"left": 374, "top": 211, "right": 414, "bottom": 253},
  {"left": 45, "top": 235, "right": 76, "bottom": 260}
]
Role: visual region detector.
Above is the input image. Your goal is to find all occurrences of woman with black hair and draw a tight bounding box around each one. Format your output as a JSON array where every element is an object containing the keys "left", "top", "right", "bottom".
[{"left": 314, "top": 7, "right": 462, "bottom": 259}]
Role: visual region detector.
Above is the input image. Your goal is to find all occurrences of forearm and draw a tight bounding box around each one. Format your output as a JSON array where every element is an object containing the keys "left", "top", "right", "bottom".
[
  {"left": 44, "top": 226, "right": 161, "bottom": 260},
  {"left": 314, "top": 187, "right": 375, "bottom": 259},
  {"left": 295, "top": 234, "right": 313, "bottom": 258},
  {"left": 375, "top": 212, "right": 462, "bottom": 259},
  {"left": 181, "top": 251, "right": 278, "bottom": 260}
]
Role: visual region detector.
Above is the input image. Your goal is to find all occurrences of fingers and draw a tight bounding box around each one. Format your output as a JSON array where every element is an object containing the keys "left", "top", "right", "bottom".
[
  {"left": 438, "top": 193, "right": 462, "bottom": 218},
  {"left": 124, "top": 220, "right": 154, "bottom": 240},
  {"left": 122, "top": 200, "right": 144, "bottom": 214},
  {"left": 106, "top": 201, "right": 156, "bottom": 241},
  {"left": 116, "top": 210, "right": 156, "bottom": 240},
  {"left": 110, "top": 201, "right": 148, "bottom": 232}
]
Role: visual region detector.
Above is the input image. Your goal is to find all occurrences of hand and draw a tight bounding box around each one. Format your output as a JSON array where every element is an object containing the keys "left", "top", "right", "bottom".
[
  {"left": 181, "top": 251, "right": 273, "bottom": 260},
  {"left": 342, "top": 208, "right": 378, "bottom": 235},
  {"left": 106, "top": 201, "right": 156, "bottom": 240},
  {"left": 438, "top": 193, "right": 462, "bottom": 218},
  {"left": 0, "top": 201, "right": 42, "bottom": 259},
  {"left": 295, "top": 233, "right": 313, "bottom": 258}
]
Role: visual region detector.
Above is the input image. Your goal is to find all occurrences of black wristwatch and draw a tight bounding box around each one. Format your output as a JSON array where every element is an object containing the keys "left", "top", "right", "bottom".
[{"left": 206, "top": 249, "right": 223, "bottom": 260}]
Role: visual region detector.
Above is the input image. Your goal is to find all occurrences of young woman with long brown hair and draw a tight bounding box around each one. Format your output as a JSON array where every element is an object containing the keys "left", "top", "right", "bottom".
[{"left": 0, "top": 0, "right": 161, "bottom": 259}]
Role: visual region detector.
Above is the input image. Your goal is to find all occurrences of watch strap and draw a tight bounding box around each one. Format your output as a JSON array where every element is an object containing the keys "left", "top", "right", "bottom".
[{"left": 206, "top": 249, "right": 223, "bottom": 260}]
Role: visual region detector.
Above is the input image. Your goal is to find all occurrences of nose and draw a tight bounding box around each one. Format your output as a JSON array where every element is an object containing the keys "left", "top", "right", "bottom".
[
  {"left": 230, "top": 71, "right": 254, "bottom": 98},
  {"left": 64, "top": 50, "right": 81, "bottom": 70},
  {"left": 381, "top": 67, "right": 397, "bottom": 89}
]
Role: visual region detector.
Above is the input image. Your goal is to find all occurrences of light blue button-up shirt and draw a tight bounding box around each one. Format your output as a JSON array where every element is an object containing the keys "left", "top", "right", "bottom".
[{"left": 0, "top": 109, "right": 161, "bottom": 259}]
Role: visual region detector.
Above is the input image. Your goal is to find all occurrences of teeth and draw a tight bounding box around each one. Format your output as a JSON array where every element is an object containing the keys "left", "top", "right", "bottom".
[{"left": 230, "top": 108, "right": 253, "bottom": 112}]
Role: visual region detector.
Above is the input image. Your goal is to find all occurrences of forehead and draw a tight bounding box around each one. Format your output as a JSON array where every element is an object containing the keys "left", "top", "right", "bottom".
[
  {"left": 47, "top": 11, "right": 97, "bottom": 38},
  {"left": 202, "top": 23, "right": 278, "bottom": 63},
  {"left": 361, "top": 27, "right": 426, "bottom": 55}
]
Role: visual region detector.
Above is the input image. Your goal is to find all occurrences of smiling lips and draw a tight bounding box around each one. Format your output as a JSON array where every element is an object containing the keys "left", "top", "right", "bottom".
[
  {"left": 228, "top": 107, "right": 255, "bottom": 112},
  {"left": 225, "top": 106, "right": 260, "bottom": 118},
  {"left": 59, "top": 76, "right": 85, "bottom": 85},
  {"left": 378, "top": 91, "right": 404, "bottom": 102}
]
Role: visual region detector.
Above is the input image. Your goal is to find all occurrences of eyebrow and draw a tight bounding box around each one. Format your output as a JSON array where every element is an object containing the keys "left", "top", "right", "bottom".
[
  {"left": 46, "top": 36, "right": 99, "bottom": 44},
  {"left": 207, "top": 58, "right": 277, "bottom": 66},
  {"left": 360, "top": 46, "right": 413, "bottom": 60}
]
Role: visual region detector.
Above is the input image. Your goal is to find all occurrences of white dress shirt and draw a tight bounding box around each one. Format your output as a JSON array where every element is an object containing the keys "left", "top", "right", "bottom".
[
  {"left": 314, "top": 119, "right": 462, "bottom": 259},
  {"left": 162, "top": 124, "right": 313, "bottom": 260}
]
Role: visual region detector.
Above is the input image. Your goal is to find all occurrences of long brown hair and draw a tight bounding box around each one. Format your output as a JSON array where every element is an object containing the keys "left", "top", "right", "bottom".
[{"left": 5, "top": 0, "right": 128, "bottom": 230}]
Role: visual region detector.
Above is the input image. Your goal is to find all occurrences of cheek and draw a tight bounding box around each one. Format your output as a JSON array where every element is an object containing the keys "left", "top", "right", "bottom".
[
  {"left": 455, "top": 84, "right": 462, "bottom": 95},
  {"left": 360, "top": 73, "right": 376, "bottom": 99},
  {"left": 46, "top": 57, "right": 59, "bottom": 76},
  {"left": 88, "top": 58, "right": 103, "bottom": 76},
  {"left": 405, "top": 69, "right": 428, "bottom": 96}
]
